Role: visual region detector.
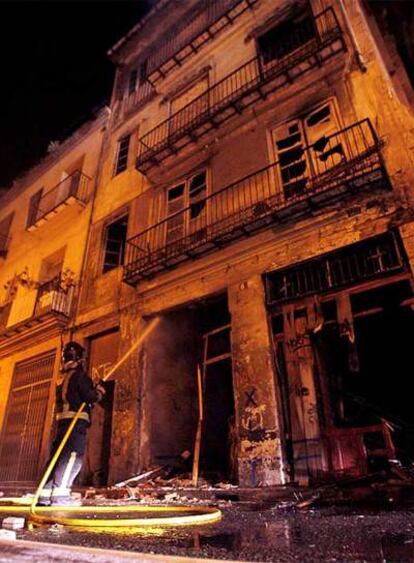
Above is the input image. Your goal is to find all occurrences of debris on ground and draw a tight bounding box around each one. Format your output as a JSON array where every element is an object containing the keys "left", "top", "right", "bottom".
[
  {"left": 1, "top": 517, "right": 25, "bottom": 530},
  {"left": 0, "top": 528, "right": 16, "bottom": 540}
]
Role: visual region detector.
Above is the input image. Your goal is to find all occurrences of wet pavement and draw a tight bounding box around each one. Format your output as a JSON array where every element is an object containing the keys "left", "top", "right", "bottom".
[{"left": 4, "top": 503, "right": 414, "bottom": 562}]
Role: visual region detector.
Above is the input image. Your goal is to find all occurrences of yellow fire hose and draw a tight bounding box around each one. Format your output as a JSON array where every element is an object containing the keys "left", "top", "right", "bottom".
[{"left": 0, "top": 318, "right": 222, "bottom": 528}]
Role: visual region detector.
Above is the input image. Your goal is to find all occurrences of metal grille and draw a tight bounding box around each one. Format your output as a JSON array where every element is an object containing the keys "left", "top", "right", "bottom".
[
  {"left": 265, "top": 233, "right": 405, "bottom": 305},
  {"left": 0, "top": 351, "right": 55, "bottom": 482}
]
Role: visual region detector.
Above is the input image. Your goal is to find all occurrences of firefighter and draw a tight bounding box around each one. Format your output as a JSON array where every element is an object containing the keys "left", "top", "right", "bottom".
[{"left": 38, "top": 341, "right": 105, "bottom": 506}]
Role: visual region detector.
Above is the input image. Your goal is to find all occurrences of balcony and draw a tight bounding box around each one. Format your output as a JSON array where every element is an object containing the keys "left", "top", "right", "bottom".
[
  {"left": 33, "top": 275, "right": 74, "bottom": 318},
  {"left": 146, "top": 0, "right": 259, "bottom": 86},
  {"left": 136, "top": 7, "right": 346, "bottom": 174},
  {"left": 125, "top": 119, "right": 389, "bottom": 285},
  {"left": 27, "top": 170, "right": 91, "bottom": 232},
  {"left": 0, "top": 276, "right": 74, "bottom": 348}
]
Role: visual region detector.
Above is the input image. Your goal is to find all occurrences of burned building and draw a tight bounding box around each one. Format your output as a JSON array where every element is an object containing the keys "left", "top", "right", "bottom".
[{"left": 2, "top": 0, "right": 414, "bottom": 491}]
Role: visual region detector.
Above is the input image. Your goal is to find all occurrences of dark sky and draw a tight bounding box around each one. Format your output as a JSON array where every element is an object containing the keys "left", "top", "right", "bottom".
[{"left": 0, "top": 0, "right": 151, "bottom": 188}]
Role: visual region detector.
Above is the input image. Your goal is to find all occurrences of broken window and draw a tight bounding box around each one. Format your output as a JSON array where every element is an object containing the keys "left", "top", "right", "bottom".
[
  {"left": 272, "top": 101, "right": 344, "bottom": 199},
  {"left": 102, "top": 215, "right": 128, "bottom": 273},
  {"left": 165, "top": 170, "right": 207, "bottom": 246},
  {"left": 258, "top": 11, "right": 317, "bottom": 65}
]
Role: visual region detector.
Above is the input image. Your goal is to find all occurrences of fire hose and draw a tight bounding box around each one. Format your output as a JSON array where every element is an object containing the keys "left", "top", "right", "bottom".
[{"left": 0, "top": 318, "right": 222, "bottom": 528}]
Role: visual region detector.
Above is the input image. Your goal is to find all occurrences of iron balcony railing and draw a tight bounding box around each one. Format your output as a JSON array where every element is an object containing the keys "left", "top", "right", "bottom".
[
  {"left": 146, "top": 0, "right": 258, "bottom": 85},
  {"left": 29, "top": 170, "right": 91, "bottom": 227},
  {"left": 34, "top": 275, "right": 74, "bottom": 318},
  {"left": 125, "top": 119, "right": 389, "bottom": 284},
  {"left": 136, "top": 7, "right": 345, "bottom": 173}
]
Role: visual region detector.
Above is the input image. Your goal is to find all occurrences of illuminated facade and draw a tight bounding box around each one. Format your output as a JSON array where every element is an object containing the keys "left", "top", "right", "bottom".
[
  {"left": 0, "top": 110, "right": 108, "bottom": 486},
  {"left": 2, "top": 0, "right": 414, "bottom": 489}
]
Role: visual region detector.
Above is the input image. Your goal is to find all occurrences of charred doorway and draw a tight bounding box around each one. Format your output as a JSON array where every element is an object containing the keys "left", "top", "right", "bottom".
[
  {"left": 145, "top": 294, "right": 235, "bottom": 482},
  {"left": 318, "top": 279, "right": 414, "bottom": 466},
  {"left": 266, "top": 233, "right": 411, "bottom": 480},
  {"left": 80, "top": 329, "right": 118, "bottom": 486}
]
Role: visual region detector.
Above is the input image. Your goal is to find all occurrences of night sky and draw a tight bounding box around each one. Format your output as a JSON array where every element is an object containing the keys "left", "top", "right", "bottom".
[{"left": 0, "top": 1, "right": 151, "bottom": 188}]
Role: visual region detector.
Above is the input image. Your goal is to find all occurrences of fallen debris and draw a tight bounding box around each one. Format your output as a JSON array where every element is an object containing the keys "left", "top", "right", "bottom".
[
  {"left": 1, "top": 517, "right": 25, "bottom": 530},
  {"left": 0, "top": 528, "right": 16, "bottom": 540},
  {"left": 114, "top": 466, "right": 166, "bottom": 488}
]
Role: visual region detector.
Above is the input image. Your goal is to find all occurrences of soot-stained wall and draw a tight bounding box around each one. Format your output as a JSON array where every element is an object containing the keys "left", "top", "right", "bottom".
[{"left": 145, "top": 310, "right": 200, "bottom": 465}]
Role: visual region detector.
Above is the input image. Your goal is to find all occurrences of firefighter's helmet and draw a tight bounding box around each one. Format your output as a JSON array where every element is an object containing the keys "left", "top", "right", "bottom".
[{"left": 62, "top": 341, "right": 85, "bottom": 365}]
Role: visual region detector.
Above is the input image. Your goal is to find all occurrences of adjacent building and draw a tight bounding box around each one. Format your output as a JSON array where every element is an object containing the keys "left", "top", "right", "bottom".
[
  {"left": 2, "top": 0, "right": 414, "bottom": 490},
  {"left": 0, "top": 109, "right": 108, "bottom": 487}
]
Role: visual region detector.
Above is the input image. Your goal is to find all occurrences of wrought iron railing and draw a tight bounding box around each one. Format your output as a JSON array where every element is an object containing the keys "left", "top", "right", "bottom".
[
  {"left": 265, "top": 232, "right": 404, "bottom": 304},
  {"left": 34, "top": 275, "right": 74, "bottom": 318},
  {"left": 136, "top": 7, "right": 345, "bottom": 171},
  {"left": 29, "top": 170, "right": 91, "bottom": 227},
  {"left": 125, "top": 119, "right": 389, "bottom": 284},
  {"left": 146, "top": 0, "right": 258, "bottom": 84}
]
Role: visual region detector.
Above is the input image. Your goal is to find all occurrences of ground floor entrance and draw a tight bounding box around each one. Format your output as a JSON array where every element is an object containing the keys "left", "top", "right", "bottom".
[
  {"left": 144, "top": 294, "right": 236, "bottom": 483},
  {"left": 267, "top": 232, "right": 414, "bottom": 482}
]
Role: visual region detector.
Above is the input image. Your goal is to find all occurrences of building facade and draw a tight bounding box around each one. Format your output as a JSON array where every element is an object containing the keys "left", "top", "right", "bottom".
[
  {"left": 2, "top": 0, "right": 414, "bottom": 490},
  {"left": 0, "top": 110, "right": 108, "bottom": 487}
]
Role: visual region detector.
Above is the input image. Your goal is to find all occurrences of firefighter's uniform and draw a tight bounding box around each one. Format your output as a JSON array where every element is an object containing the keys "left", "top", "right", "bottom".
[{"left": 39, "top": 343, "right": 103, "bottom": 506}]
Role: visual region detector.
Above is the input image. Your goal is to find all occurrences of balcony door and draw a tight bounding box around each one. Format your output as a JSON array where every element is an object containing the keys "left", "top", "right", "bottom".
[
  {"left": 165, "top": 171, "right": 208, "bottom": 247},
  {"left": 169, "top": 77, "right": 209, "bottom": 138},
  {"left": 272, "top": 101, "right": 343, "bottom": 199}
]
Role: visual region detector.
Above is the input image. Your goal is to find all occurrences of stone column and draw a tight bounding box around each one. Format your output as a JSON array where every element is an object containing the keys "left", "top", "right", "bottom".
[
  {"left": 228, "top": 275, "right": 286, "bottom": 487},
  {"left": 108, "top": 306, "right": 146, "bottom": 484}
]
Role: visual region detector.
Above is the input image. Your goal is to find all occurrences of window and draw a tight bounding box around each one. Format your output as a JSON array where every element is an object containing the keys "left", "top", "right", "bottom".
[
  {"left": 128, "top": 69, "right": 138, "bottom": 95},
  {"left": 127, "top": 60, "right": 148, "bottom": 97},
  {"left": 165, "top": 171, "right": 207, "bottom": 245},
  {"left": 102, "top": 216, "right": 128, "bottom": 273},
  {"left": 114, "top": 135, "right": 131, "bottom": 176},
  {"left": 26, "top": 188, "right": 43, "bottom": 228},
  {"left": 0, "top": 213, "right": 14, "bottom": 256},
  {"left": 258, "top": 12, "right": 316, "bottom": 65}
]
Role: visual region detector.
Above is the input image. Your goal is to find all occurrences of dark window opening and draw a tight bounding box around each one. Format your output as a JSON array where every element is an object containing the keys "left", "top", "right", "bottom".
[
  {"left": 128, "top": 69, "right": 138, "bottom": 95},
  {"left": 258, "top": 13, "right": 316, "bottom": 65},
  {"left": 102, "top": 216, "right": 128, "bottom": 273},
  {"left": 114, "top": 135, "right": 131, "bottom": 176}
]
